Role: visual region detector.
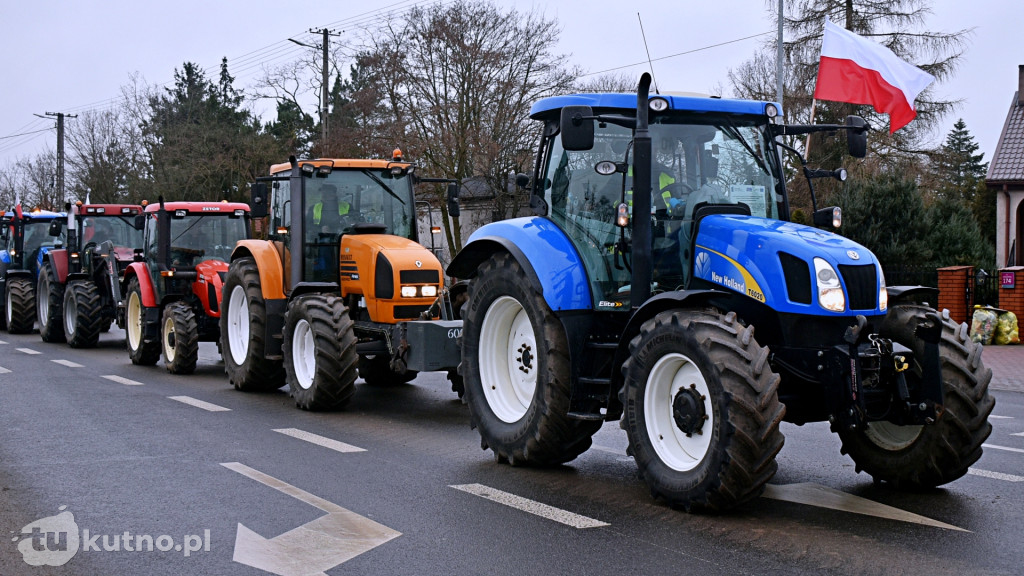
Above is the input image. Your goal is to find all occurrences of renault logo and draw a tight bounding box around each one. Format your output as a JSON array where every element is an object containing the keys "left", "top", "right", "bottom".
[
  {"left": 847, "top": 250, "right": 860, "bottom": 260},
  {"left": 415, "top": 260, "right": 422, "bottom": 268}
]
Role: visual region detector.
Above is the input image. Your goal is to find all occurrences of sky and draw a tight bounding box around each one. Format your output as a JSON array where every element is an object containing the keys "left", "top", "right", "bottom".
[{"left": 1, "top": 0, "right": 1019, "bottom": 172}]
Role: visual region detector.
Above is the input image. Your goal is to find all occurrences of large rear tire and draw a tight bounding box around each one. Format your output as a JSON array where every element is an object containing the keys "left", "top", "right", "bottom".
[
  {"left": 37, "top": 263, "right": 65, "bottom": 343},
  {"left": 284, "top": 294, "right": 358, "bottom": 411},
  {"left": 837, "top": 306, "right": 994, "bottom": 488},
  {"left": 64, "top": 281, "right": 102, "bottom": 348},
  {"left": 621, "top": 310, "right": 785, "bottom": 511},
  {"left": 220, "top": 257, "right": 285, "bottom": 391},
  {"left": 162, "top": 301, "right": 199, "bottom": 375},
  {"left": 461, "top": 252, "right": 602, "bottom": 466},
  {"left": 6, "top": 277, "right": 36, "bottom": 334},
  {"left": 358, "top": 354, "right": 417, "bottom": 386},
  {"left": 126, "top": 277, "right": 160, "bottom": 365}
]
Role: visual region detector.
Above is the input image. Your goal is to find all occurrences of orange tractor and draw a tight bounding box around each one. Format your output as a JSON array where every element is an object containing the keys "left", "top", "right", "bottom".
[{"left": 220, "top": 153, "right": 463, "bottom": 410}]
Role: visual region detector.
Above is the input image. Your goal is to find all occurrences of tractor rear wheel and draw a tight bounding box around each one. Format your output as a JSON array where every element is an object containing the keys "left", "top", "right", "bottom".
[
  {"left": 126, "top": 276, "right": 160, "bottom": 365},
  {"left": 6, "top": 277, "right": 36, "bottom": 334},
  {"left": 220, "top": 257, "right": 285, "bottom": 391},
  {"left": 64, "top": 281, "right": 102, "bottom": 348},
  {"left": 837, "top": 306, "right": 994, "bottom": 488},
  {"left": 621, "top": 310, "right": 786, "bottom": 511},
  {"left": 37, "top": 263, "right": 65, "bottom": 343},
  {"left": 284, "top": 294, "right": 358, "bottom": 411},
  {"left": 358, "top": 354, "right": 417, "bottom": 386},
  {"left": 461, "top": 252, "right": 601, "bottom": 466},
  {"left": 162, "top": 301, "right": 198, "bottom": 375}
]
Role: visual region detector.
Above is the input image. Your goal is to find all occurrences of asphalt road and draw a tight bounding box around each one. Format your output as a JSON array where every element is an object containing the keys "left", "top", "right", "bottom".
[{"left": 1, "top": 328, "right": 1022, "bottom": 576}]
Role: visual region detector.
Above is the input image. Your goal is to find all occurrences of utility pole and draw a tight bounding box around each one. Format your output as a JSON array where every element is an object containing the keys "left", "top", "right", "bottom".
[
  {"left": 36, "top": 111, "right": 77, "bottom": 207},
  {"left": 777, "top": 0, "right": 784, "bottom": 108},
  {"left": 292, "top": 28, "right": 341, "bottom": 155}
]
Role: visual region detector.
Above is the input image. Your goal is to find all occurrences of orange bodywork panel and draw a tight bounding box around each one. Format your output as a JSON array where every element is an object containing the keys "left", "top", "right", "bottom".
[
  {"left": 230, "top": 239, "right": 287, "bottom": 300},
  {"left": 339, "top": 234, "right": 443, "bottom": 323}
]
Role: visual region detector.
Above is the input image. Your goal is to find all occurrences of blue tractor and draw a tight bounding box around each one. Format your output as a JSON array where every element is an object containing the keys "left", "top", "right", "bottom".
[
  {"left": 1, "top": 206, "right": 67, "bottom": 334},
  {"left": 448, "top": 74, "right": 994, "bottom": 511}
]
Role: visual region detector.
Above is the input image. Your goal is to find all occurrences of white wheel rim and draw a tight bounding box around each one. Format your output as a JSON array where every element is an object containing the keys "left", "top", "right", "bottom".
[
  {"left": 864, "top": 421, "right": 923, "bottom": 451},
  {"left": 644, "top": 353, "right": 714, "bottom": 472},
  {"left": 163, "top": 315, "right": 176, "bottom": 363},
  {"left": 64, "top": 291, "right": 77, "bottom": 337},
  {"left": 479, "top": 296, "right": 536, "bottom": 423},
  {"left": 37, "top": 275, "right": 48, "bottom": 326},
  {"left": 227, "top": 285, "right": 250, "bottom": 366},
  {"left": 292, "top": 318, "right": 315, "bottom": 390},
  {"left": 127, "top": 290, "right": 143, "bottom": 350},
  {"left": 6, "top": 287, "right": 13, "bottom": 325}
]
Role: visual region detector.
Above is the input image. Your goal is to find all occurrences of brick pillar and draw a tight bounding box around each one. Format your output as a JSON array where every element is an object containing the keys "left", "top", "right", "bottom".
[
  {"left": 937, "top": 266, "right": 973, "bottom": 325},
  {"left": 998, "top": 267, "right": 1024, "bottom": 321}
]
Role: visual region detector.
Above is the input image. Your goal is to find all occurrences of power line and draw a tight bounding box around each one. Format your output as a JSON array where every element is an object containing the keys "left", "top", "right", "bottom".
[
  {"left": 579, "top": 30, "right": 773, "bottom": 78},
  {"left": 0, "top": 127, "right": 53, "bottom": 140}
]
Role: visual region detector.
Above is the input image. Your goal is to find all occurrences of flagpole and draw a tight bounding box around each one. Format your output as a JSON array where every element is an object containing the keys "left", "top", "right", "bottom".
[{"left": 804, "top": 98, "right": 817, "bottom": 162}]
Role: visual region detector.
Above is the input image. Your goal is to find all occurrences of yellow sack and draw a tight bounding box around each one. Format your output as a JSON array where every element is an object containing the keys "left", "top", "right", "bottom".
[
  {"left": 994, "top": 311, "right": 1020, "bottom": 345},
  {"left": 970, "top": 308, "right": 998, "bottom": 345}
]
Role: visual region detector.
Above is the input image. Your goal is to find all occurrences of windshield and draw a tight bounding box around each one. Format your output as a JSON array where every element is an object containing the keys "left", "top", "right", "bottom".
[
  {"left": 23, "top": 220, "right": 65, "bottom": 258},
  {"left": 148, "top": 214, "right": 248, "bottom": 267},
  {"left": 81, "top": 216, "right": 143, "bottom": 249},
  {"left": 543, "top": 112, "right": 782, "bottom": 308}
]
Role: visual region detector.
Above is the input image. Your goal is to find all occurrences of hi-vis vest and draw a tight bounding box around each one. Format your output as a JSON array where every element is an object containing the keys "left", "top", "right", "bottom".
[
  {"left": 313, "top": 201, "right": 351, "bottom": 225},
  {"left": 626, "top": 171, "right": 676, "bottom": 210}
]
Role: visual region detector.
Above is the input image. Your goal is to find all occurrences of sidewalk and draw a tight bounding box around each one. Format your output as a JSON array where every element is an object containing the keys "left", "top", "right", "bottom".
[{"left": 980, "top": 343, "right": 1024, "bottom": 393}]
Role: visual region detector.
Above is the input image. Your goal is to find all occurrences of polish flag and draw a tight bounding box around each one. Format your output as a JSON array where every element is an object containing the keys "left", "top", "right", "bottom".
[{"left": 813, "top": 19, "right": 934, "bottom": 133}]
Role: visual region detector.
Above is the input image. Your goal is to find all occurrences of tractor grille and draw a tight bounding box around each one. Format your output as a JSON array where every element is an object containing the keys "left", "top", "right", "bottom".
[
  {"left": 399, "top": 269, "right": 439, "bottom": 284},
  {"left": 779, "top": 252, "right": 812, "bottom": 304},
  {"left": 839, "top": 264, "right": 877, "bottom": 310}
]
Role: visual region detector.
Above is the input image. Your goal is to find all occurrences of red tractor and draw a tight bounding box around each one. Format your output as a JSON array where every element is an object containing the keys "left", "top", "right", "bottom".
[
  {"left": 37, "top": 202, "right": 144, "bottom": 346},
  {"left": 120, "top": 199, "right": 251, "bottom": 374}
]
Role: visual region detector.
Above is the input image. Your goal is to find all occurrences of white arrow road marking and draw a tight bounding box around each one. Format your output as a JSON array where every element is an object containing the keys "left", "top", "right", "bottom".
[
  {"left": 169, "top": 396, "right": 230, "bottom": 412},
  {"left": 968, "top": 468, "right": 1024, "bottom": 482},
  {"left": 101, "top": 375, "right": 144, "bottom": 386},
  {"left": 451, "top": 484, "right": 609, "bottom": 529},
  {"left": 0, "top": 366, "right": 10, "bottom": 374},
  {"left": 761, "top": 483, "right": 968, "bottom": 532},
  {"left": 51, "top": 359, "right": 84, "bottom": 368},
  {"left": 983, "top": 443, "right": 1024, "bottom": 454},
  {"left": 273, "top": 428, "right": 366, "bottom": 453},
  {"left": 16, "top": 348, "right": 40, "bottom": 355},
  {"left": 222, "top": 462, "right": 400, "bottom": 576},
  {"left": 0, "top": 339, "right": 7, "bottom": 344}
]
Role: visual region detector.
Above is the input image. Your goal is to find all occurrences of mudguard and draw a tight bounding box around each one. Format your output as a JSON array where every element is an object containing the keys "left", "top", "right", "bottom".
[
  {"left": 44, "top": 249, "right": 70, "bottom": 283},
  {"left": 230, "top": 240, "right": 286, "bottom": 300},
  {"left": 447, "top": 217, "right": 591, "bottom": 311},
  {"left": 193, "top": 260, "right": 230, "bottom": 317},
  {"left": 123, "top": 262, "right": 158, "bottom": 307}
]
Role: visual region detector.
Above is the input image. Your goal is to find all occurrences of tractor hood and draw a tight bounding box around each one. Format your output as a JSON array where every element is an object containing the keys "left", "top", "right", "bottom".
[{"left": 692, "top": 214, "right": 885, "bottom": 316}]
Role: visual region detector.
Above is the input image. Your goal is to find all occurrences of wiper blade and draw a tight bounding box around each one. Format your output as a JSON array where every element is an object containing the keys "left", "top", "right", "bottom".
[{"left": 363, "top": 170, "right": 406, "bottom": 205}]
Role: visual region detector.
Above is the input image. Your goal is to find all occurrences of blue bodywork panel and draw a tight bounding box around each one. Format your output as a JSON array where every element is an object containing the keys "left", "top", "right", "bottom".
[
  {"left": 693, "top": 214, "right": 885, "bottom": 316},
  {"left": 530, "top": 93, "right": 778, "bottom": 119},
  {"left": 462, "top": 217, "right": 592, "bottom": 311}
]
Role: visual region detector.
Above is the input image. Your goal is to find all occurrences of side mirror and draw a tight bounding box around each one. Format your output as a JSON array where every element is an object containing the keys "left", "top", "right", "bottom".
[
  {"left": 560, "top": 105, "right": 595, "bottom": 151},
  {"left": 446, "top": 183, "right": 460, "bottom": 218},
  {"left": 48, "top": 219, "right": 63, "bottom": 237},
  {"left": 250, "top": 182, "right": 269, "bottom": 218},
  {"left": 846, "top": 116, "right": 868, "bottom": 159},
  {"left": 133, "top": 248, "right": 145, "bottom": 262},
  {"left": 515, "top": 173, "right": 530, "bottom": 189},
  {"left": 133, "top": 214, "right": 146, "bottom": 231}
]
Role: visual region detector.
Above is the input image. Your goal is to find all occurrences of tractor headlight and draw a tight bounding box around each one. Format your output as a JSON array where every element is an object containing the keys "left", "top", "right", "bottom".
[
  {"left": 400, "top": 286, "right": 418, "bottom": 298},
  {"left": 878, "top": 269, "right": 888, "bottom": 311},
  {"left": 814, "top": 257, "right": 845, "bottom": 312},
  {"left": 421, "top": 285, "right": 437, "bottom": 298}
]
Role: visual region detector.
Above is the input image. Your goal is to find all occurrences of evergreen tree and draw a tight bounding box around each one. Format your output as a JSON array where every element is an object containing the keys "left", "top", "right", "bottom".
[{"left": 931, "top": 118, "right": 987, "bottom": 204}]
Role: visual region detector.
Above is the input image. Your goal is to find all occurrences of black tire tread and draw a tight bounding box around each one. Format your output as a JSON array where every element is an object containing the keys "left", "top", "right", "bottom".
[
  {"left": 126, "top": 277, "right": 160, "bottom": 365},
  {"left": 6, "top": 277, "right": 36, "bottom": 334},
  {"left": 220, "top": 257, "right": 285, "bottom": 392},
  {"left": 66, "top": 281, "right": 103, "bottom": 348},
  {"left": 37, "top": 263, "right": 66, "bottom": 343},
  {"left": 284, "top": 294, "right": 358, "bottom": 411},
  {"left": 163, "top": 301, "right": 199, "bottom": 375}
]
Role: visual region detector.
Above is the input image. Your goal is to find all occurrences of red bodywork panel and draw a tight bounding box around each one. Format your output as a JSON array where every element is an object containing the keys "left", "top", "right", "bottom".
[
  {"left": 124, "top": 262, "right": 158, "bottom": 307},
  {"left": 192, "top": 260, "right": 229, "bottom": 317},
  {"left": 46, "top": 249, "right": 70, "bottom": 282}
]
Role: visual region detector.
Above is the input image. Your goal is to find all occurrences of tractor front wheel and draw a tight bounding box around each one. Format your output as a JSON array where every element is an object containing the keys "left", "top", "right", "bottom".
[
  {"left": 284, "top": 294, "right": 358, "bottom": 411},
  {"left": 126, "top": 277, "right": 160, "bottom": 365},
  {"left": 37, "top": 263, "right": 65, "bottom": 343},
  {"left": 837, "top": 306, "right": 994, "bottom": 488},
  {"left": 461, "top": 252, "right": 601, "bottom": 466},
  {"left": 6, "top": 277, "right": 36, "bottom": 334},
  {"left": 64, "top": 281, "right": 102, "bottom": 348},
  {"left": 162, "top": 301, "right": 199, "bottom": 375},
  {"left": 220, "top": 258, "right": 284, "bottom": 391},
  {"left": 621, "top": 310, "right": 786, "bottom": 511}
]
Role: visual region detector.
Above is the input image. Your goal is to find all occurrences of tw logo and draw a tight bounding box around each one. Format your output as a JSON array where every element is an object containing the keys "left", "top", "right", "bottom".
[{"left": 13, "top": 505, "right": 80, "bottom": 566}]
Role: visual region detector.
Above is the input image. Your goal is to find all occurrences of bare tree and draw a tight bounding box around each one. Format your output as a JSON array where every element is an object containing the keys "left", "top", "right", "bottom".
[
  {"left": 363, "top": 0, "right": 578, "bottom": 256},
  {"left": 573, "top": 72, "right": 638, "bottom": 93},
  {"left": 23, "top": 151, "right": 60, "bottom": 210}
]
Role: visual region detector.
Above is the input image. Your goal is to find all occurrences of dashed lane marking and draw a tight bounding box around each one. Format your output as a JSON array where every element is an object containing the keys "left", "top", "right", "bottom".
[
  {"left": 101, "top": 375, "right": 144, "bottom": 386},
  {"left": 762, "top": 483, "right": 968, "bottom": 532},
  {"left": 273, "top": 428, "right": 365, "bottom": 453},
  {"left": 52, "top": 359, "right": 84, "bottom": 368},
  {"left": 450, "top": 484, "right": 609, "bottom": 529},
  {"left": 169, "top": 396, "right": 231, "bottom": 412},
  {"left": 1013, "top": 432, "right": 1024, "bottom": 437},
  {"left": 990, "top": 415, "right": 1013, "bottom": 419},
  {"left": 16, "top": 348, "right": 41, "bottom": 355},
  {"left": 0, "top": 366, "right": 10, "bottom": 374},
  {"left": 968, "top": 468, "right": 1024, "bottom": 482},
  {"left": 983, "top": 443, "right": 1024, "bottom": 454}
]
